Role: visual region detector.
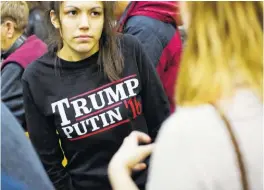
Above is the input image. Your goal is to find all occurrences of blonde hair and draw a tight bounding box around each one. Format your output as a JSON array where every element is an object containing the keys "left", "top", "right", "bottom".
[
  {"left": 1, "top": 1, "right": 29, "bottom": 31},
  {"left": 176, "top": 2, "right": 263, "bottom": 106}
]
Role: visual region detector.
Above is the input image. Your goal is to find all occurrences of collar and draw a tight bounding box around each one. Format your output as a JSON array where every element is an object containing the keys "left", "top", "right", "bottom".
[{"left": 1, "top": 34, "right": 27, "bottom": 60}]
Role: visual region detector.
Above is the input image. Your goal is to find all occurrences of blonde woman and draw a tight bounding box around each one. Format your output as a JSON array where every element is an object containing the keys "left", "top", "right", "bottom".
[{"left": 108, "top": 2, "right": 263, "bottom": 190}]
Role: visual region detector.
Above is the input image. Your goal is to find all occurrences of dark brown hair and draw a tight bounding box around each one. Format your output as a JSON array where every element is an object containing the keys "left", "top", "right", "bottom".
[{"left": 45, "top": 1, "right": 124, "bottom": 81}]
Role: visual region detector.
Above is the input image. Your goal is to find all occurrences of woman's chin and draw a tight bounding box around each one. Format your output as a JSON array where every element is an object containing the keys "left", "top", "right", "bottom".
[{"left": 75, "top": 44, "right": 97, "bottom": 54}]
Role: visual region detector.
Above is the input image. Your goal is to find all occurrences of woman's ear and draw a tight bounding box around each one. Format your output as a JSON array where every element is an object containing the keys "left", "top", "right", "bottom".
[
  {"left": 3, "top": 20, "right": 16, "bottom": 38},
  {"left": 50, "top": 10, "right": 60, "bottom": 29}
]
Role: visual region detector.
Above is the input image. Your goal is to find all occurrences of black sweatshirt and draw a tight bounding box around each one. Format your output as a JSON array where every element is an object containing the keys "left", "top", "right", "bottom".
[{"left": 22, "top": 34, "right": 170, "bottom": 190}]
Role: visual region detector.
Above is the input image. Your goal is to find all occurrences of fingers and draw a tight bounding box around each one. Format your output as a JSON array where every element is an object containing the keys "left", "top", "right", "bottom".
[
  {"left": 125, "top": 131, "right": 152, "bottom": 145},
  {"left": 130, "top": 144, "right": 154, "bottom": 170},
  {"left": 136, "top": 144, "right": 154, "bottom": 161},
  {"left": 132, "top": 163, "right": 147, "bottom": 171},
  {"left": 112, "top": 131, "right": 154, "bottom": 173}
]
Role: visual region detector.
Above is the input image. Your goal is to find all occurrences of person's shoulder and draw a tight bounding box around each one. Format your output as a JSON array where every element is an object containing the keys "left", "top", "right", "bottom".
[
  {"left": 119, "top": 33, "right": 139, "bottom": 43},
  {"left": 157, "top": 105, "right": 223, "bottom": 141},
  {"left": 22, "top": 52, "right": 54, "bottom": 82},
  {"left": 116, "top": 33, "right": 142, "bottom": 60},
  {"left": 118, "top": 33, "right": 141, "bottom": 49}
]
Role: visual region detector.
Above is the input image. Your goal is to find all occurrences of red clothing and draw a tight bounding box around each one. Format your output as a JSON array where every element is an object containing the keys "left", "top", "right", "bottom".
[
  {"left": 118, "top": 2, "right": 183, "bottom": 112},
  {"left": 1, "top": 35, "right": 47, "bottom": 69}
]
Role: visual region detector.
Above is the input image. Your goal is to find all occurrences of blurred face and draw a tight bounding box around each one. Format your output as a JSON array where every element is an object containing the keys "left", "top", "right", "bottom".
[{"left": 51, "top": 1, "right": 104, "bottom": 60}]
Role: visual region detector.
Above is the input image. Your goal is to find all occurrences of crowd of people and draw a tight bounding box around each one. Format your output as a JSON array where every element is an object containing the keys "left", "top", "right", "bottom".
[{"left": 1, "top": 1, "right": 263, "bottom": 190}]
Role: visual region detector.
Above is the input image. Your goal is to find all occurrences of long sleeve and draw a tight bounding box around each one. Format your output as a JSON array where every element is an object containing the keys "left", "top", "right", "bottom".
[
  {"left": 1, "top": 63, "right": 26, "bottom": 129},
  {"left": 135, "top": 37, "right": 170, "bottom": 140},
  {"left": 22, "top": 79, "right": 72, "bottom": 190}
]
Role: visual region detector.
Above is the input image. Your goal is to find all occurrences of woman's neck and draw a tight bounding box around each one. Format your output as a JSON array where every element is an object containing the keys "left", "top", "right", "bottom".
[{"left": 58, "top": 45, "right": 99, "bottom": 62}]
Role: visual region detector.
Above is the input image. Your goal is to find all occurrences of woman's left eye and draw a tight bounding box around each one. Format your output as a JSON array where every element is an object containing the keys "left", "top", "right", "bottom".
[
  {"left": 68, "top": 10, "right": 77, "bottom": 16},
  {"left": 91, "top": 11, "right": 101, "bottom": 17}
]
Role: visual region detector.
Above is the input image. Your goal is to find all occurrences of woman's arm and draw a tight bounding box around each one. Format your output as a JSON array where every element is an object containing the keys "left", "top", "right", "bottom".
[{"left": 22, "top": 79, "right": 72, "bottom": 190}]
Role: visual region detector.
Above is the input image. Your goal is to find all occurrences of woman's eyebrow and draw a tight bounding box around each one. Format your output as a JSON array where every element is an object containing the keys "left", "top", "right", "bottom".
[
  {"left": 64, "top": 5, "right": 103, "bottom": 10},
  {"left": 90, "top": 6, "right": 103, "bottom": 10},
  {"left": 64, "top": 5, "right": 79, "bottom": 10}
]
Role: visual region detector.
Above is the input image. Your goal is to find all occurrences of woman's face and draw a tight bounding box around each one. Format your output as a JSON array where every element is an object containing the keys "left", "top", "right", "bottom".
[{"left": 51, "top": 1, "right": 104, "bottom": 59}]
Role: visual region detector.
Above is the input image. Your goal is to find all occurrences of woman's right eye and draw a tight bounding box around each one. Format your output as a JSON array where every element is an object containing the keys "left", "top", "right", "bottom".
[{"left": 67, "top": 10, "right": 77, "bottom": 16}]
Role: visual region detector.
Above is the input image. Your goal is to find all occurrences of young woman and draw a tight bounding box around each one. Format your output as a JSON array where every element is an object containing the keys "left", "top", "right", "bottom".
[
  {"left": 22, "top": 1, "right": 170, "bottom": 190},
  {"left": 109, "top": 1, "right": 263, "bottom": 190}
]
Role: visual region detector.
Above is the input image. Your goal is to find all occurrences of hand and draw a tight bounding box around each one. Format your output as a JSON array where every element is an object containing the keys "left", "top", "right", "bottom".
[{"left": 109, "top": 131, "right": 154, "bottom": 176}]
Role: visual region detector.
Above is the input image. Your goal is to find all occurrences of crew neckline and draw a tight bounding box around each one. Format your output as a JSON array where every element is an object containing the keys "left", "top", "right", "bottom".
[{"left": 58, "top": 51, "right": 99, "bottom": 69}]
